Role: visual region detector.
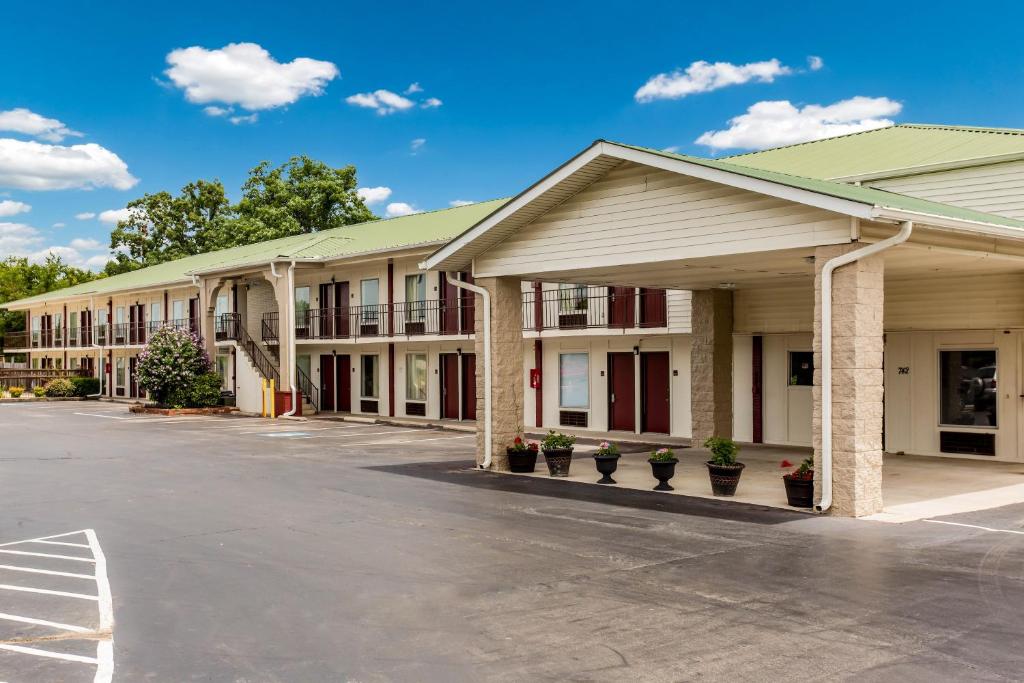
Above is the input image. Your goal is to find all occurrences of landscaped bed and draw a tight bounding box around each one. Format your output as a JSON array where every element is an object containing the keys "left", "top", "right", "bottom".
[{"left": 130, "top": 405, "right": 238, "bottom": 416}]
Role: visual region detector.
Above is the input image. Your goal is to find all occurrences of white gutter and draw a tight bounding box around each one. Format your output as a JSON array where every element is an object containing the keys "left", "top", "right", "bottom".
[
  {"left": 280, "top": 261, "right": 298, "bottom": 417},
  {"left": 817, "top": 220, "right": 913, "bottom": 512},
  {"left": 444, "top": 273, "right": 492, "bottom": 469}
]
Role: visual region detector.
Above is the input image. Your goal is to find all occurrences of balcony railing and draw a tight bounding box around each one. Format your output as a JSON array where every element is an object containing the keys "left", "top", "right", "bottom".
[
  {"left": 263, "top": 299, "right": 475, "bottom": 341},
  {"left": 522, "top": 286, "right": 668, "bottom": 331},
  {"left": 2, "top": 318, "right": 201, "bottom": 350}
]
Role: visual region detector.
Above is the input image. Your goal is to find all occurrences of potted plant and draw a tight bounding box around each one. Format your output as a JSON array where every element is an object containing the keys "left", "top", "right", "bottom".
[
  {"left": 648, "top": 447, "right": 679, "bottom": 491},
  {"left": 782, "top": 456, "right": 814, "bottom": 508},
  {"left": 704, "top": 436, "right": 744, "bottom": 496},
  {"left": 541, "top": 430, "right": 576, "bottom": 477},
  {"left": 507, "top": 436, "right": 540, "bottom": 473},
  {"left": 593, "top": 441, "right": 620, "bottom": 484}
]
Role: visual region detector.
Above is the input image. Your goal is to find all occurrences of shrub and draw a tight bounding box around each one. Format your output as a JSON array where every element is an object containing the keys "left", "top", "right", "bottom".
[
  {"left": 704, "top": 436, "right": 740, "bottom": 466},
  {"left": 32, "top": 385, "right": 46, "bottom": 397},
  {"left": 541, "top": 430, "right": 576, "bottom": 451},
  {"left": 8, "top": 386, "right": 24, "bottom": 398},
  {"left": 69, "top": 376, "right": 100, "bottom": 397},
  {"left": 44, "top": 378, "right": 76, "bottom": 397},
  {"left": 186, "top": 372, "right": 223, "bottom": 408},
  {"left": 649, "top": 447, "right": 676, "bottom": 462},
  {"left": 136, "top": 327, "right": 212, "bottom": 407}
]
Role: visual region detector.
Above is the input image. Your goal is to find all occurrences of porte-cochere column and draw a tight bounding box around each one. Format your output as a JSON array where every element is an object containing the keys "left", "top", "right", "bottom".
[
  {"left": 474, "top": 276, "right": 523, "bottom": 470},
  {"left": 690, "top": 289, "right": 733, "bottom": 446},
  {"left": 813, "top": 244, "right": 885, "bottom": 517}
]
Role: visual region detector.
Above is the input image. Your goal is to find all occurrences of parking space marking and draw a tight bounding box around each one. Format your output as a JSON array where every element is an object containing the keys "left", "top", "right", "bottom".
[
  {"left": 923, "top": 519, "right": 1024, "bottom": 535},
  {"left": 0, "top": 584, "right": 98, "bottom": 600},
  {"left": 0, "top": 530, "right": 91, "bottom": 547},
  {"left": 72, "top": 412, "right": 132, "bottom": 420},
  {"left": 0, "top": 564, "right": 95, "bottom": 580},
  {"left": 33, "top": 540, "right": 91, "bottom": 549},
  {"left": 0, "top": 549, "right": 95, "bottom": 563},
  {"left": 0, "top": 643, "right": 98, "bottom": 665},
  {"left": 333, "top": 434, "right": 475, "bottom": 447},
  {"left": 0, "top": 612, "right": 91, "bottom": 633}
]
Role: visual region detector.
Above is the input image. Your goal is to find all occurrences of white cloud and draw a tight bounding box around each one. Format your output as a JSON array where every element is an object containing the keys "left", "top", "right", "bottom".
[
  {"left": 52, "top": 222, "right": 65, "bottom": 228},
  {"left": 356, "top": 186, "right": 392, "bottom": 205},
  {"left": 165, "top": 42, "right": 339, "bottom": 111},
  {"left": 229, "top": 113, "right": 258, "bottom": 125},
  {"left": 98, "top": 208, "right": 133, "bottom": 224},
  {"left": 203, "top": 105, "right": 232, "bottom": 117},
  {"left": 410, "top": 138, "right": 426, "bottom": 153},
  {"left": 405, "top": 82, "right": 423, "bottom": 94},
  {"left": 0, "top": 199, "right": 31, "bottom": 216},
  {"left": 0, "top": 108, "right": 83, "bottom": 143},
  {"left": 662, "top": 146, "right": 682, "bottom": 154},
  {"left": 421, "top": 97, "right": 443, "bottom": 109},
  {"left": 0, "top": 222, "right": 43, "bottom": 254},
  {"left": 69, "top": 237, "right": 104, "bottom": 250},
  {"left": 695, "top": 96, "right": 901, "bottom": 151},
  {"left": 449, "top": 200, "right": 474, "bottom": 207},
  {"left": 0, "top": 221, "right": 113, "bottom": 269},
  {"left": 346, "top": 89, "right": 415, "bottom": 115},
  {"left": 808, "top": 55, "right": 824, "bottom": 71},
  {"left": 0, "top": 139, "right": 138, "bottom": 191},
  {"left": 385, "top": 202, "right": 421, "bottom": 218},
  {"left": 635, "top": 58, "right": 793, "bottom": 102},
  {"left": 75, "top": 212, "right": 96, "bottom": 220}
]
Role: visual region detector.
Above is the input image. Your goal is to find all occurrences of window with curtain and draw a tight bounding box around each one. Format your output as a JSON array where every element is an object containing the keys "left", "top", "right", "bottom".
[
  {"left": 558, "top": 283, "right": 588, "bottom": 314},
  {"left": 406, "top": 353, "right": 427, "bottom": 401},
  {"left": 559, "top": 353, "right": 589, "bottom": 408},
  {"left": 361, "top": 355, "right": 379, "bottom": 398},
  {"left": 361, "top": 279, "right": 379, "bottom": 324},
  {"left": 405, "top": 274, "right": 426, "bottom": 321}
]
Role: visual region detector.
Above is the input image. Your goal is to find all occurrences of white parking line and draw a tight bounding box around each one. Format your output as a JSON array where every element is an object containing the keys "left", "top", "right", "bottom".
[
  {"left": 0, "top": 612, "right": 91, "bottom": 633},
  {"left": 334, "top": 434, "right": 475, "bottom": 447},
  {"left": 72, "top": 412, "right": 131, "bottom": 420},
  {"left": 0, "top": 584, "right": 98, "bottom": 600},
  {"left": 0, "top": 564, "right": 95, "bottom": 580},
  {"left": 0, "top": 642, "right": 98, "bottom": 664},
  {"left": 923, "top": 519, "right": 1024, "bottom": 535},
  {"left": 0, "top": 549, "right": 95, "bottom": 563},
  {"left": 32, "top": 540, "right": 91, "bottom": 549}
]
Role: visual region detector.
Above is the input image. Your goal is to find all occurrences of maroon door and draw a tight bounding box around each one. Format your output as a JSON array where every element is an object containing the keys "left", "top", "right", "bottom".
[
  {"left": 608, "top": 287, "right": 636, "bottom": 329},
  {"left": 128, "top": 306, "right": 137, "bottom": 344},
  {"left": 461, "top": 353, "right": 477, "bottom": 420},
  {"left": 639, "top": 289, "right": 667, "bottom": 327},
  {"left": 320, "top": 355, "right": 335, "bottom": 411},
  {"left": 459, "top": 273, "right": 475, "bottom": 334},
  {"left": 335, "top": 282, "right": 350, "bottom": 338},
  {"left": 608, "top": 352, "right": 636, "bottom": 431},
  {"left": 318, "top": 283, "right": 333, "bottom": 338},
  {"left": 641, "top": 351, "right": 670, "bottom": 433},
  {"left": 336, "top": 354, "right": 352, "bottom": 412},
  {"left": 439, "top": 275, "right": 460, "bottom": 335},
  {"left": 42, "top": 315, "right": 52, "bottom": 347},
  {"left": 439, "top": 353, "right": 460, "bottom": 419},
  {"left": 752, "top": 336, "right": 764, "bottom": 443},
  {"left": 82, "top": 309, "right": 92, "bottom": 346}
]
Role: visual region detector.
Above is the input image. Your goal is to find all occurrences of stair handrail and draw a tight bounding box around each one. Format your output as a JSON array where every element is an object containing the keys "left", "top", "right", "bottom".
[
  {"left": 296, "top": 363, "right": 318, "bottom": 413},
  {"left": 226, "top": 313, "right": 280, "bottom": 386}
]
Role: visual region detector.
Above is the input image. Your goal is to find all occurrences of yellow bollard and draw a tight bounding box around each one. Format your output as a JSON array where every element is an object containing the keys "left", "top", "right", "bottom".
[
  {"left": 260, "top": 378, "right": 267, "bottom": 417},
  {"left": 269, "top": 378, "right": 276, "bottom": 418}
]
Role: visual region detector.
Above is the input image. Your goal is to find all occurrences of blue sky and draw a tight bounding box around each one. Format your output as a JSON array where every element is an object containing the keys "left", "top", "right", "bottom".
[{"left": 2, "top": 0, "right": 1024, "bottom": 269}]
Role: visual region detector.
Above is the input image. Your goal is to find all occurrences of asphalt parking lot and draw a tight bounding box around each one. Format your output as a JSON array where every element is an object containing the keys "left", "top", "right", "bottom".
[{"left": 2, "top": 401, "right": 1024, "bottom": 681}]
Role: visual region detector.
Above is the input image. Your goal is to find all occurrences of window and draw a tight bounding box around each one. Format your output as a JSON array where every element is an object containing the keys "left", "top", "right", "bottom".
[
  {"left": 361, "top": 355, "right": 379, "bottom": 398},
  {"left": 940, "top": 349, "right": 997, "bottom": 428},
  {"left": 69, "top": 311, "right": 78, "bottom": 343},
  {"left": 172, "top": 299, "right": 184, "bottom": 322},
  {"left": 558, "top": 284, "right": 588, "bottom": 314},
  {"left": 54, "top": 313, "right": 63, "bottom": 344},
  {"left": 116, "top": 357, "right": 125, "bottom": 387},
  {"left": 297, "top": 354, "right": 311, "bottom": 381},
  {"left": 406, "top": 353, "right": 427, "bottom": 401},
  {"left": 115, "top": 307, "right": 125, "bottom": 324},
  {"left": 55, "top": 358, "right": 62, "bottom": 370},
  {"left": 405, "top": 274, "right": 426, "bottom": 321},
  {"left": 360, "top": 279, "right": 379, "bottom": 323},
  {"left": 151, "top": 302, "right": 162, "bottom": 324},
  {"left": 31, "top": 357, "right": 39, "bottom": 369},
  {"left": 31, "top": 316, "right": 40, "bottom": 344},
  {"left": 216, "top": 352, "right": 230, "bottom": 390},
  {"left": 559, "top": 353, "right": 589, "bottom": 409},
  {"left": 294, "top": 287, "right": 310, "bottom": 322},
  {"left": 215, "top": 294, "right": 229, "bottom": 319},
  {"left": 70, "top": 357, "right": 79, "bottom": 370},
  {"left": 788, "top": 351, "right": 814, "bottom": 386}
]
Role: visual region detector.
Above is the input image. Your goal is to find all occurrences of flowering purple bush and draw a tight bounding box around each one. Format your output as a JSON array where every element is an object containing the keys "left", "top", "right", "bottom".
[{"left": 136, "top": 327, "right": 212, "bottom": 407}]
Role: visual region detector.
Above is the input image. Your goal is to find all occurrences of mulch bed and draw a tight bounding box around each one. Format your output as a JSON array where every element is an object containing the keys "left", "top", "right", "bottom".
[{"left": 129, "top": 405, "right": 238, "bottom": 416}]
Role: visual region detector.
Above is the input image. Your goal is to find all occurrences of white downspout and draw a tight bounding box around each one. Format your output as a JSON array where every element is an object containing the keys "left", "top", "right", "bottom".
[
  {"left": 817, "top": 220, "right": 913, "bottom": 512},
  {"left": 445, "top": 273, "right": 492, "bottom": 469},
  {"left": 281, "top": 260, "right": 298, "bottom": 417}
]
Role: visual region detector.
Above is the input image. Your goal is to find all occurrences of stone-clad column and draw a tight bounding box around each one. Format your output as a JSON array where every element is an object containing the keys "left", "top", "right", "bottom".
[
  {"left": 474, "top": 276, "right": 523, "bottom": 470},
  {"left": 813, "top": 244, "right": 885, "bottom": 517},
  {"left": 690, "top": 289, "right": 733, "bottom": 446}
]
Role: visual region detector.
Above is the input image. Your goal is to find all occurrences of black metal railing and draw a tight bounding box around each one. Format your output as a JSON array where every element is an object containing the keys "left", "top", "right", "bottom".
[
  {"left": 274, "top": 299, "right": 475, "bottom": 341},
  {"left": 521, "top": 286, "right": 668, "bottom": 331},
  {"left": 221, "top": 313, "right": 279, "bottom": 385},
  {"left": 262, "top": 312, "right": 279, "bottom": 343},
  {"left": 296, "top": 364, "right": 317, "bottom": 413},
  {"left": 4, "top": 318, "right": 202, "bottom": 351},
  {"left": 2, "top": 331, "right": 29, "bottom": 349}
]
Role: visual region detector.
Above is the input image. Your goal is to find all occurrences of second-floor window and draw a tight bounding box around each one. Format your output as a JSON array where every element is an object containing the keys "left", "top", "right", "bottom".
[
  {"left": 360, "top": 279, "right": 379, "bottom": 323},
  {"left": 151, "top": 302, "right": 162, "bottom": 324},
  {"left": 405, "top": 274, "right": 426, "bottom": 321},
  {"left": 558, "top": 284, "right": 588, "bottom": 314},
  {"left": 172, "top": 299, "right": 184, "bottom": 322}
]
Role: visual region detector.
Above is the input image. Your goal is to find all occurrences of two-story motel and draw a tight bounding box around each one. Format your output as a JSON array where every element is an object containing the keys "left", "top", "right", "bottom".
[{"left": 7, "top": 124, "right": 1024, "bottom": 516}]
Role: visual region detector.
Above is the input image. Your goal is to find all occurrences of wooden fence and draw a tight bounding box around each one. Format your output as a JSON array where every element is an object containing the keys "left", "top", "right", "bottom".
[{"left": 0, "top": 368, "right": 90, "bottom": 389}]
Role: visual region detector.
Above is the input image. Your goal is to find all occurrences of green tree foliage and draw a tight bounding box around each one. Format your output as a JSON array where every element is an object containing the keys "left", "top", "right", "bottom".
[
  {"left": 136, "top": 326, "right": 212, "bottom": 407},
  {"left": 109, "top": 179, "right": 233, "bottom": 269},
  {"left": 228, "top": 156, "right": 375, "bottom": 245},
  {"left": 0, "top": 256, "right": 99, "bottom": 348}
]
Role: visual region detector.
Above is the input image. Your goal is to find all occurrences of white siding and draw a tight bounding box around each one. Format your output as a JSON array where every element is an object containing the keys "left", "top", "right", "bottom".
[
  {"left": 476, "top": 161, "right": 853, "bottom": 276},
  {"left": 871, "top": 160, "right": 1024, "bottom": 219},
  {"left": 666, "top": 290, "right": 692, "bottom": 333},
  {"left": 734, "top": 284, "right": 813, "bottom": 334},
  {"left": 886, "top": 273, "right": 1024, "bottom": 330}
]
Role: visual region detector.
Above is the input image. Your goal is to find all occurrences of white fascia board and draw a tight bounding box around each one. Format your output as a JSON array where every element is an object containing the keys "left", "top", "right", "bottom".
[{"left": 873, "top": 207, "right": 1024, "bottom": 241}]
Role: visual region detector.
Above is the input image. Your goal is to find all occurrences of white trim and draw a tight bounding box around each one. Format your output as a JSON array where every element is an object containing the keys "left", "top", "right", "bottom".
[
  {"left": 829, "top": 151, "right": 1024, "bottom": 184},
  {"left": 874, "top": 207, "right": 1024, "bottom": 239},
  {"left": 0, "top": 643, "right": 98, "bottom": 664}
]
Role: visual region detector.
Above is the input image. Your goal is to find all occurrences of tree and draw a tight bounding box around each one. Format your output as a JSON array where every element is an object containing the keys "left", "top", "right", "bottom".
[
  {"left": 0, "top": 255, "right": 100, "bottom": 351},
  {"left": 227, "top": 156, "right": 375, "bottom": 246},
  {"left": 109, "top": 179, "right": 234, "bottom": 269},
  {"left": 136, "top": 326, "right": 219, "bottom": 407}
]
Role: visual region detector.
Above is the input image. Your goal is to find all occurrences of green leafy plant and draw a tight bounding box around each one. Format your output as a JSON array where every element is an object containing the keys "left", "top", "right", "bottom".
[
  {"left": 69, "top": 376, "right": 100, "bottom": 397},
  {"left": 649, "top": 447, "right": 676, "bottom": 462},
  {"left": 704, "top": 436, "right": 740, "bottom": 466},
  {"left": 32, "top": 385, "right": 46, "bottom": 397},
  {"left": 43, "top": 378, "right": 76, "bottom": 397},
  {"left": 137, "top": 327, "right": 212, "bottom": 407},
  {"left": 541, "top": 430, "right": 576, "bottom": 451},
  {"left": 509, "top": 436, "right": 539, "bottom": 453},
  {"left": 782, "top": 456, "right": 814, "bottom": 481},
  {"left": 8, "top": 386, "right": 24, "bottom": 398},
  {"left": 595, "top": 441, "right": 620, "bottom": 457}
]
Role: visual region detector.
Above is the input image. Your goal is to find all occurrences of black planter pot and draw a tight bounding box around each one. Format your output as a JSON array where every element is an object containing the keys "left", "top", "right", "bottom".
[
  {"left": 507, "top": 448, "right": 538, "bottom": 473},
  {"left": 593, "top": 454, "right": 620, "bottom": 484},
  {"left": 543, "top": 448, "right": 574, "bottom": 477},
  {"left": 706, "top": 461, "right": 745, "bottom": 496},
  {"left": 649, "top": 458, "right": 679, "bottom": 491},
  {"left": 783, "top": 475, "right": 814, "bottom": 508}
]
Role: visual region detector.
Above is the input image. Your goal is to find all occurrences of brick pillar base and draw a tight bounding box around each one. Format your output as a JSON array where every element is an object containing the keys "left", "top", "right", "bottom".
[
  {"left": 690, "top": 289, "right": 733, "bottom": 446},
  {"left": 813, "top": 244, "right": 885, "bottom": 517},
  {"left": 474, "top": 276, "right": 523, "bottom": 470}
]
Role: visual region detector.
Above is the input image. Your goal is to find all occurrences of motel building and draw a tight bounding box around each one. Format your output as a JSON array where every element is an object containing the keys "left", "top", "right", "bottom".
[{"left": 5, "top": 124, "right": 1024, "bottom": 516}]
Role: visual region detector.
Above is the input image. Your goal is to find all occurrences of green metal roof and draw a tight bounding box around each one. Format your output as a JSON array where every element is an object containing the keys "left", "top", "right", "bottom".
[
  {"left": 723, "top": 124, "right": 1024, "bottom": 180},
  {"left": 611, "top": 141, "right": 1024, "bottom": 230},
  {"left": 3, "top": 198, "right": 508, "bottom": 309}
]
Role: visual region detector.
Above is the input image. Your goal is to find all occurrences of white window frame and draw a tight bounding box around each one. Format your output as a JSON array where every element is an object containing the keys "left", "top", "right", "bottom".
[
  {"left": 405, "top": 353, "right": 428, "bottom": 402},
  {"left": 360, "top": 354, "right": 379, "bottom": 399},
  {"left": 558, "top": 352, "right": 590, "bottom": 410}
]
